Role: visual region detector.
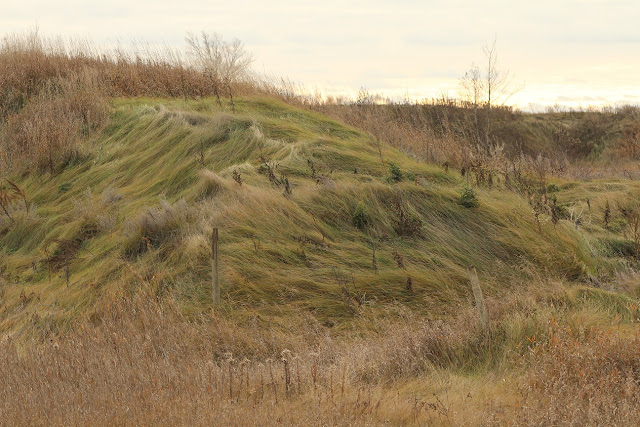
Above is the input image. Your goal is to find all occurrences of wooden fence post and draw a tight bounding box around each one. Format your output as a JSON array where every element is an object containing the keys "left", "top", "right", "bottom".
[
  {"left": 371, "top": 241, "right": 378, "bottom": 273},
  {"left": 212, "top": 227, "right": 220, "bottom": 306},
  {"left": 469, "top": 265, "right": 489, "bottom": 333},
  {"left": 65, "top": 262, "right": 70, "bottom": 288}
]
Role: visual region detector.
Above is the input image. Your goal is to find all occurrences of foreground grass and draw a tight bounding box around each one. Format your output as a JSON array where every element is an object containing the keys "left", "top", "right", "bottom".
[{"left": 2, "top": 280, "right": 639, "bottom": 426}]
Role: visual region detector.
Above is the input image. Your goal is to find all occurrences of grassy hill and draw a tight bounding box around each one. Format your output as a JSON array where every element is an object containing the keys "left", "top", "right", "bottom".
[
  {"left": 2, "top": 96, "right": 638, "bottom": 336},
  {"left": 3, "top": 95, "right": 640, "bottom": 425}
]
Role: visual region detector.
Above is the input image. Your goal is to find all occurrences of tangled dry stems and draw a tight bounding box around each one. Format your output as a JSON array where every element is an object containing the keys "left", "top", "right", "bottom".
[
  {"left": 513, "top": 321, "right": 640, "bottom": 426},
  {"left": 2, "top": 284, "right": 639, "bottom": 425}
]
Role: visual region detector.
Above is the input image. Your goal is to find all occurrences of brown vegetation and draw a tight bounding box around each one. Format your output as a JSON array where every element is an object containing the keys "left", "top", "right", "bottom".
[
  {"left": 2, "top": 283, "right": 639, "bottom": 426},
  {"left": 308, "top": 97, "right": 640, "bottom": 178},
  {"left": 513, "top": 321, "right": 640, "bottom": 426},
  {"left": 0, "top": 31, "right": 256, "bottom": 173}
]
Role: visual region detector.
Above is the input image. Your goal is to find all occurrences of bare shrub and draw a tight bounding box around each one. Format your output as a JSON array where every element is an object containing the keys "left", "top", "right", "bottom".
[
  {"left": 390, "top": 196, "right": 422, "bottom": 237},
  {"left": 2, "top": 69, "right": 108, "bottom": 172},
  {"left": 100, "top": 185, "right": 123, "bottom": 205},
  {"left": 0, "top": 179, "right": 28, "bottom": 225},
  {"left": 186, "top": 32, "right": 253, "bottom": 112},
  {"left": 123, "top": 199, "right": 189, "bottom": 257}
]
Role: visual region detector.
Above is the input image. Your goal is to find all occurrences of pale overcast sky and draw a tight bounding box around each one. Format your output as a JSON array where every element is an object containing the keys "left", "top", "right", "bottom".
[{"left": 3, "top": 0, "right": 640, "bottom": 109}]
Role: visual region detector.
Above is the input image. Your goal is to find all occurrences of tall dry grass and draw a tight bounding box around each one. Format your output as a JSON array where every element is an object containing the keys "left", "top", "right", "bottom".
[
  {"left": 292, "top": 92, "right": 579, "bottom": 191},
  {"left": 0, "top": 31, "right": 260, "bottom": 173},
  {"left": 282, "top": 87, "right": 640, "bottom": 181},
  {"left": 509, "top": 320, "right": 640, "bottom": 426},
  {"left": 0, "top": 291, "right": 465, "bottom": 425},
  {"left": 3, "top": 281, "right": 639, "bottom": 425},
  {"left": 0, "top": 31, "right": 236, "bottom": 113},
  {"left": 2, "top": 69, "right": 108, "bottom": 171}
]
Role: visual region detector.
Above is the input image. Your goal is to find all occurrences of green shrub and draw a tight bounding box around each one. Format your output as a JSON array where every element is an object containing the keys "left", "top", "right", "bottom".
[
  {"left": 609, "top": 217, "right": 627, "bottom": 233},
  {"left": 602, "top": 237, "right": 636, "bottom": 257},
  {"left": 547, "top": 183, "right": 560, "bottom": 193},
  {"left": 58, "top": 182, "right": 71, "bottom": 193},
  {"left": 352, "top": 201, "right": 371, "bottom": 230},
  {"left": 459, "top": 187, "right": 479, "bottom": 208},
  {"left": 548, "top": 196, "right": 570, "bottom": 220},
  {"left": 386, "top": 162, "right": 403, "bottom": 183},
  {"left": 405, "top": 171, "right": 416, "bottom": 182}
]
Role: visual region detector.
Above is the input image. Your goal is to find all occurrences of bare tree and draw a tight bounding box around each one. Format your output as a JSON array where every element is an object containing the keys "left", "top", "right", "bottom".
[
  {"left": 186, "top": 32, "right": 224, "bottom": 107},
  {"left": 458, "top": 37, "right": 522, "bottom": 146},
  {"left": 459, "top": 65, "right": 482, "bottom": 143},
  {"left": 482, "top": 38, "right": 516, "bottom": 145},
  {"left": 220, "top": 38, "right": 253, "bottom": 113},
  {"left": 186, "top": 32, "right": 252, "bottom": 112}
]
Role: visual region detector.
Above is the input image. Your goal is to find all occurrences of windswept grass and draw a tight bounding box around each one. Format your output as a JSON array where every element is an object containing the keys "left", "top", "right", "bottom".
[{"left": 0, "top": 97, "right": 615, "bottom": 336}]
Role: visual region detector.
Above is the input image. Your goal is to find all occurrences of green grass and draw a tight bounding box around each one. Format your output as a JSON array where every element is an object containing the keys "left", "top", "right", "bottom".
[{"left": 1, "top": 95, "right": 639, "bottom": 336}]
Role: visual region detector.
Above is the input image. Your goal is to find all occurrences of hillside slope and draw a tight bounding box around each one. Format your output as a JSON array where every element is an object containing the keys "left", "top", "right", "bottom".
[{"left": 0, "top": 96, "right": 636, "bottom": 336}]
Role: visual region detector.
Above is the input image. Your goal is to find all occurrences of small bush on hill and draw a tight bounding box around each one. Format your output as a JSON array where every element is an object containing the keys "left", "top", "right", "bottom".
[
  {"left": 352, "top": 201, "right": 371, "bottom": 230},
  {"left": 459, "top": 187, "right": 479, "bottom": 208},
  {"left": 390, "top": 198, "right": 422, "bottom": 236},
  {"left": 546, "top": 183, "right": 560, "bottom": 193},
  {"left": 386, "top": 162, "right": 403, "bottom": 183},
  {"left": 609, "top": 217, "right": 627, "bottom": 233},
  {"left": 405, "top": 171, "right": 416, "bottom": 182}
]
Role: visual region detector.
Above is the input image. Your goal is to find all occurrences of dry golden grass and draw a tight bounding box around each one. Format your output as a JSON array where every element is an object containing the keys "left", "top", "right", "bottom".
[
  {"left": 2, "top": 282, "right": 640, "bottom": 426},
  {"left": 509, "top": 321, "right": 640, "bottom": 426},
  {"left": 294, "top": 91, "right": 640, "bottom": 181},
  {"left": 2, "top": 69, "right": 108, "bottom": 171},
  {"left": 0, "top": 291, "right": 463, "bottom": 426},
  {"left": 0, "top": 31, "right": 238, "bottom": 110}
]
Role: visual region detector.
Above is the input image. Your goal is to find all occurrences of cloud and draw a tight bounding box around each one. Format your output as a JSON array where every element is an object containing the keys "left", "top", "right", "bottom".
[
  {"left": 2, "top": 0, "right": 639, "bottom": 107},
  {"left": 557, "top": 95, "right": 609, "bottom": 102}
]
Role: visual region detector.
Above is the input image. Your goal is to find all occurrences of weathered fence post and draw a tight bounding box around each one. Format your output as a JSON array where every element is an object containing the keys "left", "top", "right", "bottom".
[
  {"left": 212, "top": 227, "right": 220, "bottom": 306},
  {"left": 371, "top": 241, "right": 378, "bottom": 273},
  {"left": 469, "top": 265, "right": 489, "bottom": 333},
  {"left": 65, "top": 262, "right": 70, "bottom": 288}
]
